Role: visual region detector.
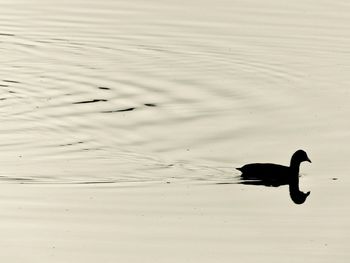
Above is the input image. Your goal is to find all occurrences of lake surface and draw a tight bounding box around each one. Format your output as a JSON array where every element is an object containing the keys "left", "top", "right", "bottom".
[{"left": 1, "top": 0, "right": 349, "bottom": 261}]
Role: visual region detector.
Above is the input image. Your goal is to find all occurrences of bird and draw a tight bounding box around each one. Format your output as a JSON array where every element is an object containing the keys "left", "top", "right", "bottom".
[
  {"left": 236, "top": 150, "right": 311, "bottom": 204},
  {"left": 237, "top": 149, "right": 311, "bottom": 187}
]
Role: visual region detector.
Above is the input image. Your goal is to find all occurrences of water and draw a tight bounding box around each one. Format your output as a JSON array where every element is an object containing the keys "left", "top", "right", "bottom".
[{"left": 1, "top": 0, "right": 349, "bottom": 261}]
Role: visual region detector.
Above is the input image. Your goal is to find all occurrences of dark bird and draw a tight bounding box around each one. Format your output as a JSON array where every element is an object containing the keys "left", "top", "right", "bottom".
[{"left": 237, "top": 149, "right": 312, "bottom": 204}]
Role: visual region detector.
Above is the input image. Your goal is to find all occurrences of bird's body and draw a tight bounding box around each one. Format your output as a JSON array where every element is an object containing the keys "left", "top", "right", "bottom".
[
  {"left": 237, "top": 163, "right": 290, "bottom": 176},
  {"left": 237, "top": 163, "right": 291, "bottom": 186},
  {"left": 237, "top": 150, "right": 311, "bottom": 187}
]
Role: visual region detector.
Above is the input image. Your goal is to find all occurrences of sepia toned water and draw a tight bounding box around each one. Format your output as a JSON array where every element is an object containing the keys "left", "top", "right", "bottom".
[{"left": 1, "top": 0, "right": 349, "bottom": 262}]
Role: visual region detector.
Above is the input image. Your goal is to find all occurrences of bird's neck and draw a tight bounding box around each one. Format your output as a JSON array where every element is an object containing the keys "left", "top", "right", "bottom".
[
  {"left": 289, "top": 160, "right": 300, "bottom": 174},
  {"left": 289, "top": 160, "right": 300, "bottom": 190}
]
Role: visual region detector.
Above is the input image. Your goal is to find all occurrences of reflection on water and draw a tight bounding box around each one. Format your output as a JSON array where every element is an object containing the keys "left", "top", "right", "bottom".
[{"left": 239, "top": 174, "right": 311, "bottom": 205}]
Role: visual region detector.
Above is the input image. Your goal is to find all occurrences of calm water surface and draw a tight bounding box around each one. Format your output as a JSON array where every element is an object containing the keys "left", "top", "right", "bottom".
[{"left": 0, "top": 0, "right": 349, "bottom": 261}]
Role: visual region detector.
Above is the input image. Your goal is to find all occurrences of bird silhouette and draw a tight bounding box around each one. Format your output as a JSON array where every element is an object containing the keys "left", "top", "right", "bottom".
[{"left": 237, "top": 150, "right": 311, "bottom": 204}]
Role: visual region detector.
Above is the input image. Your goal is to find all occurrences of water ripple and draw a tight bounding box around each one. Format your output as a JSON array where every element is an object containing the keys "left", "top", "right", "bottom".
[{"left": 0, "top": 0, "right": 349, "bottom": 183}]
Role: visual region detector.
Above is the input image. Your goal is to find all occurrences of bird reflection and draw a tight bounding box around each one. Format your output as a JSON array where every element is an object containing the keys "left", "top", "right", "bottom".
[{"left": 237, "top": 150, "right": 311, "bottom": 204}]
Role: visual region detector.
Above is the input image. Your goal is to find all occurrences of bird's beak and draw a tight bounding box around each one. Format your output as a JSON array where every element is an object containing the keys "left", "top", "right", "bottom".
[{"left": 306, "top": 157, "right": 312, "bottom": 163}]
